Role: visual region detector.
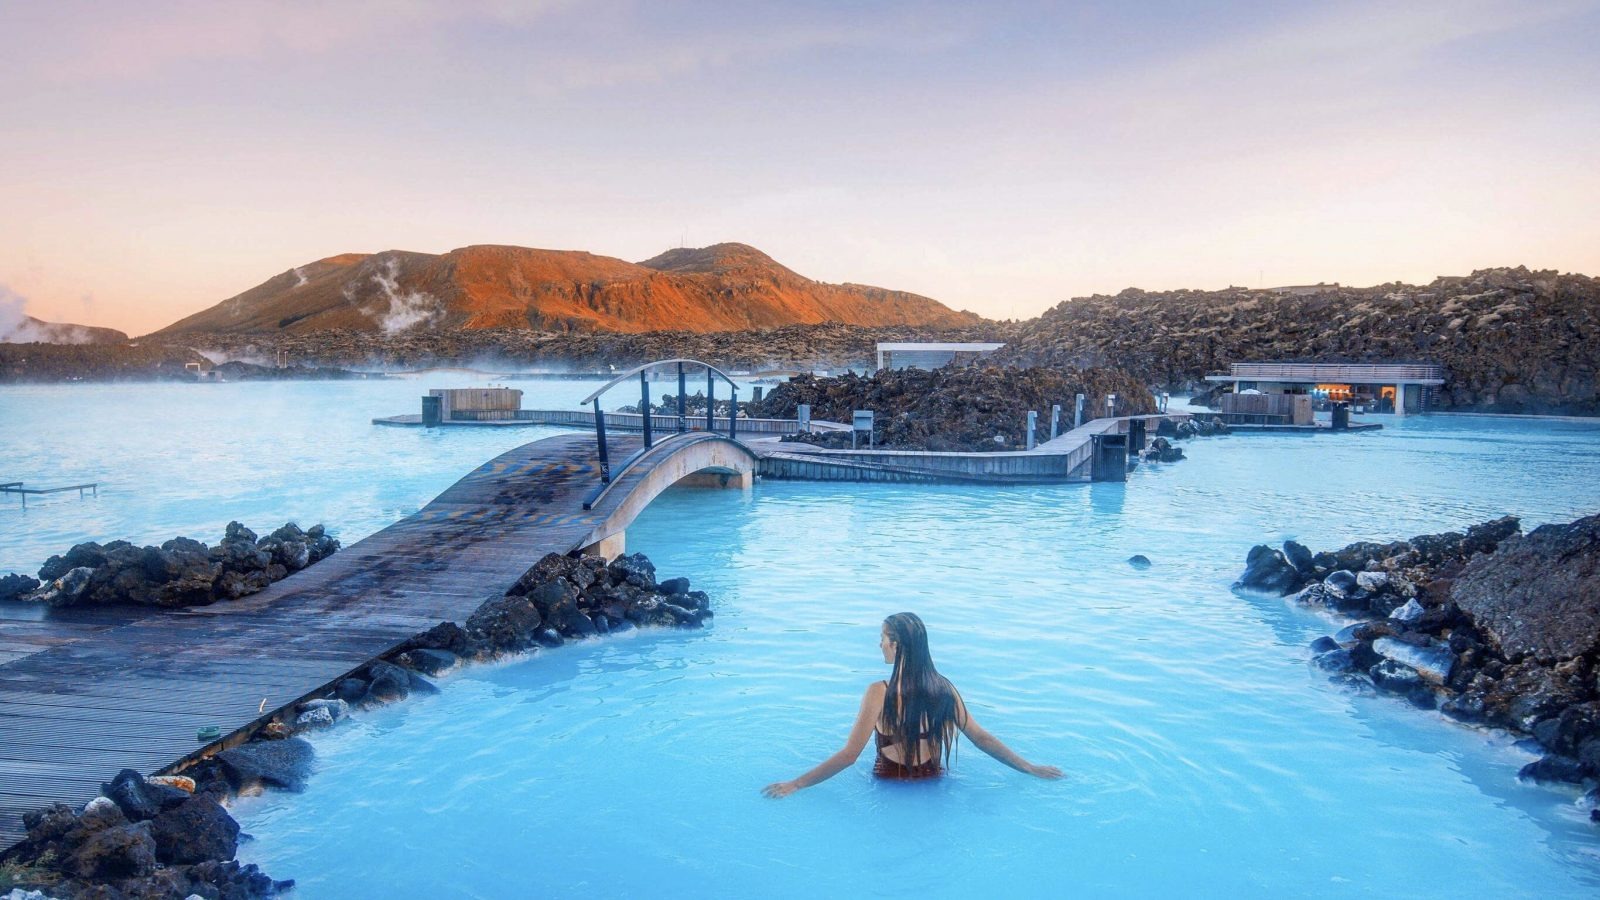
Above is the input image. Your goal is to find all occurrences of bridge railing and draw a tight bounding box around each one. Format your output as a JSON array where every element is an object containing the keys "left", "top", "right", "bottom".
[{"left": 578, "top": 359, "right": 743, "bottom": 484}]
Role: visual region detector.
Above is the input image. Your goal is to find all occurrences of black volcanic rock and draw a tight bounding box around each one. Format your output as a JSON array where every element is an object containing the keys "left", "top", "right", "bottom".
[
  {"left": 755, "top": 365, "right": 1155, "bottom": 452},
  {"left": 1451, "top": 513, "right": 1600, "bottom": 662}
]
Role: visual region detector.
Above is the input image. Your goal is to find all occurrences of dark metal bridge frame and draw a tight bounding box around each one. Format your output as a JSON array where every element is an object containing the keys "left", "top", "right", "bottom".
[{"left": 578, "top": 359, "right": 741, "bottom": 495}]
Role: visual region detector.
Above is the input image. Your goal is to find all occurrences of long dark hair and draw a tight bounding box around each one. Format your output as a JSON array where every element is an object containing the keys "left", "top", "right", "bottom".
[{"left": 881, "top": 612, "right": 966, "bottom": 768}]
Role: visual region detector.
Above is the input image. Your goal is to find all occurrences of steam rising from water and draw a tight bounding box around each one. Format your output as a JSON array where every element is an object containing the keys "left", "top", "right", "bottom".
[
  {"left": 366, "top": 257, "right": 444, "bottom": 335},
  {"left": 0, "top": 283, "right": 101, "bottom": 344}
]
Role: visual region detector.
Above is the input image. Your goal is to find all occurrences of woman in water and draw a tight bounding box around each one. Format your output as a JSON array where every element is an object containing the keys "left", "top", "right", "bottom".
[{"left": 762, "top": 612, "right": 1062, "bottom": 797}]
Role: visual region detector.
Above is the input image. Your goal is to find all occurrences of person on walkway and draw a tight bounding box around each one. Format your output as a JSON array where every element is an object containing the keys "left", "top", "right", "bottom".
[{"left": 762, "top": 612, "right": 1062, "bottom": 797}]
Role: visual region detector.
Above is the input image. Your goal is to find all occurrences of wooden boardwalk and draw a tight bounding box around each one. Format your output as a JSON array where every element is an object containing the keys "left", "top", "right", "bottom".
[{"left": 0, "top": 432, "right": 641, "bottom": 848}]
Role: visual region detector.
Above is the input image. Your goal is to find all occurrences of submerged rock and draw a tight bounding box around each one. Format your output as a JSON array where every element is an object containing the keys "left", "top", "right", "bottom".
[
  {"left": 1372, "top": 637, "right": 1456, "bottom": 685},
  {"left": 1126, "top": 555, "right": 1152, "bottom": 570},
  {"left": 1233, "top": 545, "right": 1304, "bottom": 596},
  {"left": 216, "top": 738, "right": 315, "bottom": 793}
]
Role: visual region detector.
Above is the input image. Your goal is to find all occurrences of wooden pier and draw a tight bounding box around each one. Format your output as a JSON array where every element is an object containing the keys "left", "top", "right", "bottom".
[
  {"left": 0, "top": 434, "right": 648, "bottom": 848},
  {"left": 372, "top": 407, "right": 831, "bottom": 436}
]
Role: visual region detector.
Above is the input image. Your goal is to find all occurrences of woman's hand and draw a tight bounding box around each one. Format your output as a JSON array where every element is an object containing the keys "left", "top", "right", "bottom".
[
  {"left": 1026, "top": 763, "right": 1064, "bottom": 780},
  {"left": 762, "top": 780, "right": 801, "bottom": 798}
]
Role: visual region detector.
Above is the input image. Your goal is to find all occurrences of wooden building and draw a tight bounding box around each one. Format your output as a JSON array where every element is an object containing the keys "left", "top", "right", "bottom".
[{"left": 1204, "top": 362, "right": 1445, "bottom": 416}]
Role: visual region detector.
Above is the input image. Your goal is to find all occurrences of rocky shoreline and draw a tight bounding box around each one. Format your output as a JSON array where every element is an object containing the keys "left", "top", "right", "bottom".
[
  {"left": 1234, "top": 513, "right": 1600, "bottom": 817},
  {"left": 0, "top": 549, "right": 711, "bottom": 898},
  {"left": 0, "top": 522, "right": 341, "bottom": 609}
]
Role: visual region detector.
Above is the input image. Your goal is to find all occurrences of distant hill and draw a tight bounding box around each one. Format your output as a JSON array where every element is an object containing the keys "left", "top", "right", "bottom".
[
  {"left": 152, "top": 243, "right": 980, "bottom": 336},
  {"left": 0, "top": 314, "right": 128, "bottom": 345}
]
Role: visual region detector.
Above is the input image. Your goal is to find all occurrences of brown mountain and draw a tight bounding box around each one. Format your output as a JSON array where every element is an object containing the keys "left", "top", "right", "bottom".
[{"left": 153, "top": 243, "right": 979, "bottom": 336}]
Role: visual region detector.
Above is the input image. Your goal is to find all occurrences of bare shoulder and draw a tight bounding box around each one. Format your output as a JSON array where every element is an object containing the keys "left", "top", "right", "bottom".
[{"left": 865, "top": 680, "right": 888, "bottom": 700}]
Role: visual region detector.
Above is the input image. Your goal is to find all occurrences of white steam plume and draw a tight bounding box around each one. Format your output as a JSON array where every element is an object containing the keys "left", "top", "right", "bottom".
[
  {"left": 0, "top": 284, "right": 101, "bottom": 344},
  {"left": 292, "top": 266, "right": 308, "bottom": 288},
  {"left": 366, "top": 256, "right": 443, "bottom": 335}
]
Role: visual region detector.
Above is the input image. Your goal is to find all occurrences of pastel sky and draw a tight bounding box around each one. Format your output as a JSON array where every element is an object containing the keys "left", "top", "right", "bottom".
[{"left": 3, "top": 0, "right": 1598, "bottom": 334}]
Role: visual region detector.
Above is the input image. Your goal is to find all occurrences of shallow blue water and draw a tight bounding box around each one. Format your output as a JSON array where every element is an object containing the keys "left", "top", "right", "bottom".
[{"left": 4, "top": 382, "right": 1600, "bottom": 897}]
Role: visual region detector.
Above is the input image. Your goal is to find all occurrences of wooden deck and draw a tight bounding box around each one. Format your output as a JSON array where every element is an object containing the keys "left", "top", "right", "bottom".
[{"left": 0, "top": 432, "right": 643, "bottom": 848}]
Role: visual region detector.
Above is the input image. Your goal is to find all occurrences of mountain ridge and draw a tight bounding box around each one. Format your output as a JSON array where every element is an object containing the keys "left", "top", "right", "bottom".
[{"left": 152, "top": 242, "right": 979, "bottom": 337}]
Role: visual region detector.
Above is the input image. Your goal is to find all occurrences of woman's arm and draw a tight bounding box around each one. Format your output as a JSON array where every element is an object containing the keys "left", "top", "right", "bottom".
[
  {"left": 762, "top": 682, "right": 885, "bottom": 798},
  {"left": 955, "top": 693, "right": 1063, "bottom": 779}
]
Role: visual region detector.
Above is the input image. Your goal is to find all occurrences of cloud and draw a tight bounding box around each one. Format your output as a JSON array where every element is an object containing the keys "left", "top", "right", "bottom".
[
  {"left": 521, "top": 15, "right": 963, "bottom": 94},
  {"left": 4, "top": 0, "right": 570, "bottom": 83}
]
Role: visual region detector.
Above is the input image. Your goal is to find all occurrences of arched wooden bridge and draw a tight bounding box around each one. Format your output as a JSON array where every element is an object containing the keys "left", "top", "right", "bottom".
[{"left": 0, "top": 430, "right": 757, "bottom": 847}]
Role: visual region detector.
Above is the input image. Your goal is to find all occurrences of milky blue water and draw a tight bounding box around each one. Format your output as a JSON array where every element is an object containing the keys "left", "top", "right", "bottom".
[{"left": 4, "top": 381, "right": 1600, "bottom": 898}]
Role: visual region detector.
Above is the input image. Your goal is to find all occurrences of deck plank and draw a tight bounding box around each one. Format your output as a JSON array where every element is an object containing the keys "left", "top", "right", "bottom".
[{"left": 0, "top": 432, "right": 642, "bottom": 848}]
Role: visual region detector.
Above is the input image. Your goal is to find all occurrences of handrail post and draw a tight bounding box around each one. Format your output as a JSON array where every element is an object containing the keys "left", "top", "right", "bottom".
[
  {"left": 640, "top": 370, "right": 653, "bottom": 448},
  {"left": 677, "top": 362, "right": 687, "bottom": 433},
  {"left": 593, "top": 399, "right": 611, "bottom": 483},
  {"left": 706, "top": 367, "right": 715, "bottom": 433},
  {"left": 729, "top": 388, "right": 738, "bottom": 440}
]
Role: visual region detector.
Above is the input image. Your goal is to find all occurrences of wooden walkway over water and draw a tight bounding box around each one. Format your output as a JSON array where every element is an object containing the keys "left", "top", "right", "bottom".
[{"left": 0, "top": 433, "right": 643, "bottom": 848}]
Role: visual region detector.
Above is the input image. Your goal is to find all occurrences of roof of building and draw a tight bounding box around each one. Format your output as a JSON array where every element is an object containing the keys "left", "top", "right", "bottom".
[
  {"left": 875, "top": 342, "right": 1006, "bottom": 352},
  {"left": 1205, "top": 361, "right": 1445, "bottom": 384}
]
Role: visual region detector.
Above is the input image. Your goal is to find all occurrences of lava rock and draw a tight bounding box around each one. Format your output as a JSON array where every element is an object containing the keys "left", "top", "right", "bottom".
[
  {"left": 1126, "top": 555, "right": 1152, "bottom": 570},
  {"left": 1451, "top": 513, "right": 1600, "bottom": 662},
  {"left": 65, "top": 821, "right": 158, "bottom": 879},
  {"left": 1324, "top": 570, "right": 1359, "bottom": 595},
  {"left": 395, "top": 648, "right": 458, "bottom": 676},
  {"left": 610, "top": 553, "right": 658, "bottom": 589},
  {"left": 1233, "top": 545, "right": 1304, "bottom": 596},
  {"left": 1312, "top": 648, "right": 1356, "bottom": 674},
  {"left": 37, "top": 542, "right": 109, "bottom": 581},
  {"left": 294, "top": 707, "right": 335, "bottom": 729},
  {"left": 659, "top": 576, "right": 691, "bottom": 595},
  {"left": 0, "top": 572, "right": 41, "bottom": 602},
  {"left": 215, "top": 738, "right": 315, "bottom": 793},
  {"left": 35, "top": 566, "right": 93, "bottom": 606},
  {"left": 1370, "top": 659, "right": 1434, "bottom": 708},
  {"left": 363, "top": 661, "right": 412, "bottom": 703},
  {"left": 299, "top": 698, "right": 350, "bottom": 721},
  {"left": 400, "top": 620, "right": 472, "bottom": 656},
  {"left": 512, "top": 552, "right": 580, "bottom": 596},
  {"left": 149, "top": 794, "right": 240, "bottom": 865},
  {"left": 1282, "top": 541, "right": 1315, "bottom": 576},
  {"left": 1389, "top": 598, "right": 1425, "bottom": 622},
  {"left": 101, "top": 769, "right": 189, "bottom": 822},
  {"left": 1518, "top": 755, "right": 1586, "bottom": 785},
  {"left": 404, "top": 669, "right": 440, "bottom": 695},
  {"left": 1372, "top": 637, "right": 1456, "bottom": 685},
  {"left": 464, "top": 594, "right": 544, "bottom": 655},
  {"left": 335, "top": 677, "right": 370, "bottom": 704}
]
